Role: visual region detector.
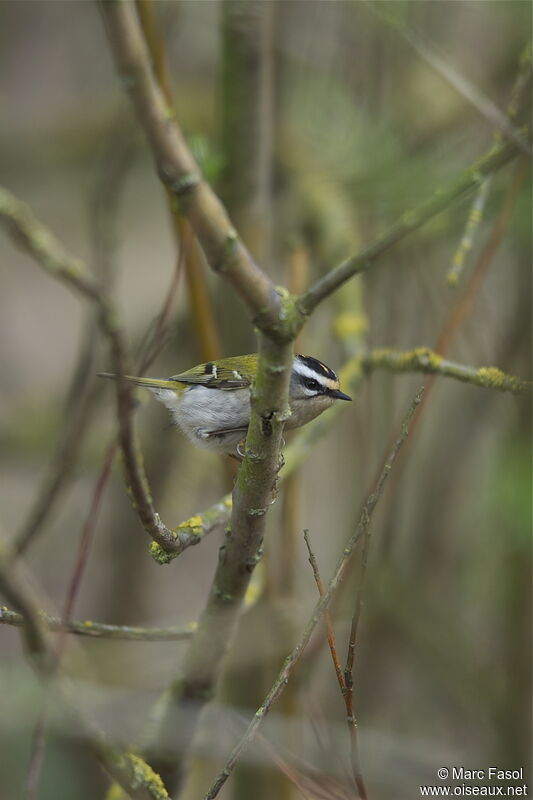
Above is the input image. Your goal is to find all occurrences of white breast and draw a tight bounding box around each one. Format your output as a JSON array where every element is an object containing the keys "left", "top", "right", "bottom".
[{"left": 156, "top": 386, "right": 251, "bottom": 453}]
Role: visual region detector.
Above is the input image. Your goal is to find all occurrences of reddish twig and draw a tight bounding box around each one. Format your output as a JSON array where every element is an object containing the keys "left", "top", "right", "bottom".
[{"left": 303, "top": 530, "right": 345, "bottom": 694}]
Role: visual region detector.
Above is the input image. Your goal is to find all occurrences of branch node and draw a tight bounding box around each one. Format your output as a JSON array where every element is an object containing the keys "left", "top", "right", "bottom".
[
  {"left": 215, "top": 228, "right": 240, "bottom": 274},
  {"left": 245, "top": 549, "right": 263, "bottom": 571},
  {"left": 168, "top": 172, "right": 201, "bottom": 197},
  {"left": 247, "top": 507, "right": 267, "bottom": 518},
  {"left": 260, "top": 412, "right": 274, "bottom": 437},
  {"left": 213, "top": 587, "right": 234, "bottom": 604},
  {"left": 149, "top": 542, "right": 174, "bottom": 565}
]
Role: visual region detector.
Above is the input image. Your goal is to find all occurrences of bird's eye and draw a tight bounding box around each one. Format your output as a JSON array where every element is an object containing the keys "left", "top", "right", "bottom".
[{"left": 304, "top": 378, "right": 320, "bottom": 391}]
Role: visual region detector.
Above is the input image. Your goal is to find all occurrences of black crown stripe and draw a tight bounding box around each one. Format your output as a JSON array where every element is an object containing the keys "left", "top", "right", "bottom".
[{"left": 297, "top": 354, "right": 337, "bottom": 381}]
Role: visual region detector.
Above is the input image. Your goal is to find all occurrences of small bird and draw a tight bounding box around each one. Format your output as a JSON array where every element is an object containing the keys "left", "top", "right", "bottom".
[{"left": 98, "top": 353, "right": 351, "bottom": 457}]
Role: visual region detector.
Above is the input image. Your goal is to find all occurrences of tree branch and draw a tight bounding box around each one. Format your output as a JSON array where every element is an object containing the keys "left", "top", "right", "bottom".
[
  {"left": 148, "top": 496, "right": 234, "bottom": 564},
  {"left": 303, "top": 529, "right": 367, "bottom": 799},
  {"left": 297, "top": 136, "right": 530, "bottom": 315},
  {"left": 0, "top": 607, "right": 196, "bottom": 642},
  {"left": 447, "top": 42, "right": 532, "bottom": 285},
  {"left": 363, "top": 347, "right": 531, "bottom": 394},
  {"left": 302, "top": 531, "right": 345, "bottom": 695}
]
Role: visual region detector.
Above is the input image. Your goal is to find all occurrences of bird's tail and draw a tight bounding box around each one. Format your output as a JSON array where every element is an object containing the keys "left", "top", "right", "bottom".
[{"left": 97, "top": 373, "right": 179, "bottom": 391}]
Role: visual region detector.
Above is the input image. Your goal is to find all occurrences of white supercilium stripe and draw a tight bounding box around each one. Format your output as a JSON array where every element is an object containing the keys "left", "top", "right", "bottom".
[{"left": 293, "top": 360, "right": 337, "bottom": 390}]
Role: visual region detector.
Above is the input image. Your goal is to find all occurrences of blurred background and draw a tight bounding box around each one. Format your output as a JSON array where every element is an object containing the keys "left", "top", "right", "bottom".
[{"left": 0, "top": 2, "right": 531, "bottom": 799}]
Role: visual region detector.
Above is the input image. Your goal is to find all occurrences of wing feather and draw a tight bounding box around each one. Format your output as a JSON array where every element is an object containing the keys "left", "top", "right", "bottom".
[{"left": 169, "top": 354, "right": 257, "bottom": 390}]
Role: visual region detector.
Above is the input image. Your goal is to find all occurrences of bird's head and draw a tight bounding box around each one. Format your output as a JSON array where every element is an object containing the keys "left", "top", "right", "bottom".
[{"left": 289, "top": 355, "right": 352, "bottom": 406}]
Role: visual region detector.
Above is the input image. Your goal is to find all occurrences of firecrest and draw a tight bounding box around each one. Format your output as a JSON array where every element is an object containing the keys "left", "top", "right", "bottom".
[{"left": 98, "top": 353, "right": 351, "bottom": 457}]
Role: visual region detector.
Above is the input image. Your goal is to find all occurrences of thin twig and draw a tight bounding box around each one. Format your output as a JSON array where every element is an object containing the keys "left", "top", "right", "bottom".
[
  {"left": 409, "top": 158, "right": 530, "bottom": 452},
  {"left": 204, "top": 387, "right": 424, "bottom": 799},
  {"left": 298, "top": 135, "right": 529, "bottom": 315},
  {"left": 448, "top": 43, "right": 532, "bottom": 285},
  {"left": 98, "top": 8, "right": 302, "bottom": 792},
  {"left": 258, "top": 733, "right": 354, "bottom": 800},
  {"left": 303, "top": 530, "right": 345, "bottom": 694},
  {"left": 378, "top": 157, "right": 529, "bottom": 558},
  {"left": 447, "top": 179, "right": 492, "bottom": 287},
  {"left": 342, "top": 516, "right": 376, "bottom": 800},
  {"left": 305, "top": 531, "right": 369, "bottom": 798},
  {"left": 0, "top": 548, "right": 54, "bottom": 676},
  {"left": 0, "top": 607, "right": 196, "bottom": 641}
]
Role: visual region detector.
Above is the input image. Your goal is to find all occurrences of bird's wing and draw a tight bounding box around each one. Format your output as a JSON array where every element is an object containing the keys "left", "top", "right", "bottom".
[{"left": 169, "top": 354, "right": 257, "bottom": 391}]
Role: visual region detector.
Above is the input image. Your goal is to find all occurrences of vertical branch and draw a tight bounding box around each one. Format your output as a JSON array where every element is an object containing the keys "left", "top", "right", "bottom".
[
  {"left": 342, "top": 562, "right": 369, "bottom": 800},
  {"left": 216, "top": 12, "right": 277, "bottom": 786},
  {"left": 146, "top": 336, "right": 294, "bottom": 791}
]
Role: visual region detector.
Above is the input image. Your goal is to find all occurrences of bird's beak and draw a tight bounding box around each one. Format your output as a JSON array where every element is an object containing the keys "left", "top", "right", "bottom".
[{"left": 328, "top": 388, "right": 352, "bottom": 401}]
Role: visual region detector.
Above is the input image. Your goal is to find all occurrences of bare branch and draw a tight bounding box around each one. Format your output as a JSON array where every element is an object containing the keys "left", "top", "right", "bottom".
[
  {"left": 0, "top": 607, "right": 196, "bottom": 642},
  {"left": 149, "top": 495, "right": 233, "bottom": 564},
  {"left": 297, "top": 137, "right": 529, "bottom": 315},
  {"left": 303, "top": 529, "right": 367, "bottom": 799},
  {"left": 204, "top": 387, "right": 424, "bottom": 799},
  {"left": 448, "top": 42, "right": 532, "bottom": 285},
  {"left": 363, "top": 348, "right": 531, "bottom": 395},
  {"left": 303, "top": 530, "right": 345, "bottom": 694},
  {"left": 0, "top": 550, "right": 55, "bottom": 676},
  {"left": 447, "top": 179, "right": 492, "bottom": 287}
]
